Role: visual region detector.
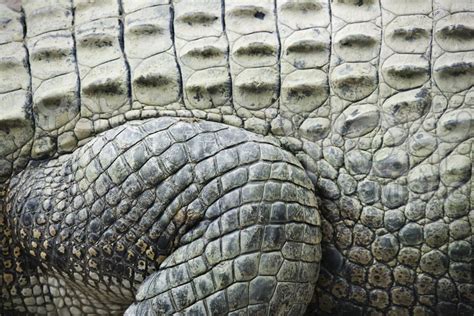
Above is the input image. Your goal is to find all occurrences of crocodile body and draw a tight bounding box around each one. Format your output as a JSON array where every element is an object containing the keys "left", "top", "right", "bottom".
[{"left": 0, "top": 0, "right": 473, "bottom": 315}]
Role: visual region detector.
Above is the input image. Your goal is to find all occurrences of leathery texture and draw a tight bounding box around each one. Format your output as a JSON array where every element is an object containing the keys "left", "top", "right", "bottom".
[
  {"left": 6, "top": 117, "right": 321, "bottom": 314},
  {"left": 0, "top": 0, "right": 473, "bottom": 315}
]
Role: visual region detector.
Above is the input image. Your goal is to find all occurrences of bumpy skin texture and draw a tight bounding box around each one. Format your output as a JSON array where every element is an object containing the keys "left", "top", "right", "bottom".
[
  {"left": 0, "top": 0, "right": 473, "bottom": 315},
  {"left": 6, "top": 118, "right": 321, "bottom": 314}
]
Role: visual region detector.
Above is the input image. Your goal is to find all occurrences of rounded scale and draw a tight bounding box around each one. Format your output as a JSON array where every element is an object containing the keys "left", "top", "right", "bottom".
[
  {"left": 277, "top": 0, "right": 330, "bottom": 29},
  {"left": 232, "top": 32, "right": 279, "bottom": 68},
  {"left": 179, "top": 36, "right": 228, "bottom": 70},
  {"left": 331, "top": 63, "right": 377, "bottom": 102},
  {"left": 284, "top": 28, "right": 330, "bottom": 69},
  {"left": 373, "top": 147, "right": 409, "bottom": 179},
  {"left": 334, "top": 22, "right": 381, "bottom": 62},
  {"left": 132, "top": 53, "right": 180, "bottom": 107},
  {"left": 436, "top": 108, "right": 474, "bottom": 143},
  {"left": 435, "top": 12, "right": 474, "bottom": 52},
  {"left": 335, "top": 104, "right": 380, "bottom": 138},
  {"left": 382, "top": 88, "right": 430, "bottom": 125},
  {"left": 281, "top": 69, "right": 328, "bottom": 113},
  {"left": 185, "top": 67, "right": 231, "bottom": 110},
  {"left": 385, "top": 15, "right": 432, "bottom": 54},
  {"left": 434, "top": 52, "right": 474, "bottom": 93},
  {"left": 234, "top": 67, "right": 279, "bottom": 110},
  {"left": 382, "top": 54, "right": 429, "bottom": 91}
]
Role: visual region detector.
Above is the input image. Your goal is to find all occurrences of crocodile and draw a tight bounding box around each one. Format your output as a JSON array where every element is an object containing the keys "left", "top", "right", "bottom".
[{"left": 0, "top": 0, "right": 472, "bottom": 315}]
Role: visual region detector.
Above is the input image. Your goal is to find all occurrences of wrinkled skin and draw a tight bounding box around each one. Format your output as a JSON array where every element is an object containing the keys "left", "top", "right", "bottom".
[{"left": 0, "top": 0, "right": 473, "bottom": 315}]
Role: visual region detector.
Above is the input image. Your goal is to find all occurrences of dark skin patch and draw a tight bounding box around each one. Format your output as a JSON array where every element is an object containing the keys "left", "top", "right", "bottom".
[{"left": 254, "top": 11, "right": 265, "bottom": 20}]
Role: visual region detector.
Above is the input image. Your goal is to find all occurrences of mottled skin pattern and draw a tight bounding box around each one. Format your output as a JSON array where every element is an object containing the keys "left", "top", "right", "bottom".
[
  {"left": 6, "top": 118, "right": 321, "bottom": 315},
  {"left": 0, "top": 0, "right": 473, "bottom": 315}
]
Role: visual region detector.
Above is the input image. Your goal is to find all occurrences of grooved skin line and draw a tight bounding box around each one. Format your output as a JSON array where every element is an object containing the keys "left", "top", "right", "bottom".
[
  {"left": 273, "top": 0, "right": 282, "bottom": 111},
  {"left": 221, "top": 0, "right": 234, "bottom": 106},
  {"left": 21, "top": 7, "right": 33, "bottom": 114},
  {"left": 171, "top": 1, "right": 185, "bottom": 101},
  {"left": 118, "top": 0, "right": 133, "bottom": 109},
  {"left": 71, "top": 0, "right": 82, "bottom": 124}
]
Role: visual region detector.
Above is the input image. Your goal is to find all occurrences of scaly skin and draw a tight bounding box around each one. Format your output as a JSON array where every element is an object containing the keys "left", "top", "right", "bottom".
[
  {"left": 0, "top": 0, "right": 473, "bottom": 315},
  {"left": 5, "top": 118, "right": 321, "bottom": 314}
]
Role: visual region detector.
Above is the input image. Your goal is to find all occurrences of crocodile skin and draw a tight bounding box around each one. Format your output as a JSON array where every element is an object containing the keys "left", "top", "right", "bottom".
[
  {"left": 0, "top": 0, "right": 473, "bottom": 315},
  {"left": 6, "top": 117, "right": 321, "bottom": 314}
]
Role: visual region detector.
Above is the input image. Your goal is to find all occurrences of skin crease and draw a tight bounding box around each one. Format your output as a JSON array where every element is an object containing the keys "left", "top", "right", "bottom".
[{"left": 0, "top": 0, "right": 473, "bottom": 315}]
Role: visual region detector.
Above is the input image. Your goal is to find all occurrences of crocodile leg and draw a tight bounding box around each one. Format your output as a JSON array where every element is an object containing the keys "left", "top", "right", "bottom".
[{"left": 7, "top": 117, "right": 321, "bottom": 314}]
